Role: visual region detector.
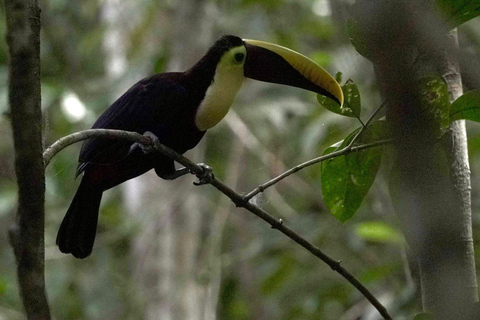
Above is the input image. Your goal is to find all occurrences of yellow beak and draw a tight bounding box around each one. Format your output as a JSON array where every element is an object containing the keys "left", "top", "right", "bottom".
[{"left": 243, "top": 39, "right": 343, "bottom": 107}]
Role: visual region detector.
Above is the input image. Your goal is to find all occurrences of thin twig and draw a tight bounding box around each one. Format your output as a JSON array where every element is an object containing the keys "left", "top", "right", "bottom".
[
  {"left": 43, "top": 129, "right": 392, "bottom": 320},
  {"left": 243, "top": 139, "right": 391, "bottom": 201},
  {"left": 243, "top": 100, "right": 388, "bottom": 201}
]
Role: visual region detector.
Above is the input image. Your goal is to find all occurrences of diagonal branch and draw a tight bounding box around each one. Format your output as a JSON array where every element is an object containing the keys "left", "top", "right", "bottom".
[
  {"left": 243, "top": 100, "right": 388, "bottom": 201},
  {"left": 44, "top": 129, "right": 392, "bottom": 320}
]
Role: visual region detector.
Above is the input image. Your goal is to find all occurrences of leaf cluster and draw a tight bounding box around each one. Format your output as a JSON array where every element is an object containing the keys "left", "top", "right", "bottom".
[{"left": 315, "top": 0, "right": 480, "bottom": 225}]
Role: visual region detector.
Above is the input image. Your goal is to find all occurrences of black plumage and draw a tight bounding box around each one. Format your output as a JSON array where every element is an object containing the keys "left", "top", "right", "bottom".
[
  {"left": 57, "top": 35, "right": 342, "bottom": 258},
  {"left": 57, "top": 36, "right": 243, "bottom": 258}
]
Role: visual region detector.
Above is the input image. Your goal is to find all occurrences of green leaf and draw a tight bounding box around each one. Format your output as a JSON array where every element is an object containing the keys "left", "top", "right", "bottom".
[
  {"left": 355, "top": 221, "right": 404, "bottom": 244},
  {"left": 318, "top": 79, "right": 361, "bottom": 118},
  {"left": 323, "top": 143, "right": 341, "bottom": 156},
  {"left": 322, "top": 127, "right": 361, "bottom": 159},
  {"left": 436, "top": 0, "right": 480, "bottom": 27},
  {"left": 321, "top": 121, "right": 385, "bottom": 222},
  {"left": 346, "top": 18, "right": 373, "bottom": 60},
  {"left": 450, "top": 90, "right": 480, "bottom": 122},
  {"left": 339, "top": 126, "right": 362, "bottom": 149},
  {"left": 412, "top": 312, "right": 435, "bottom": 320},
  {"left": 335, "top": 71, "right": 342, "bottom": 83},
  {"left": 321, "top": 155, "right": 350, "bottom": 222},
  {"left": 417, "top": 77, "right": 450, "bottom": 130}
]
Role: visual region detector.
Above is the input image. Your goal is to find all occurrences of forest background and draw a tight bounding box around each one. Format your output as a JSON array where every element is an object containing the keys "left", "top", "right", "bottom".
[{"left": 2, "top": 0, "right": 480, "bottom": 319}]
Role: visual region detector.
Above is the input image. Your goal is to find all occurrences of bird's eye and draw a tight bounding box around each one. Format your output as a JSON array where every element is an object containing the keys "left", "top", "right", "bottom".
[{"left": 234, "top": 52, "right": 245, "bottom": 63}]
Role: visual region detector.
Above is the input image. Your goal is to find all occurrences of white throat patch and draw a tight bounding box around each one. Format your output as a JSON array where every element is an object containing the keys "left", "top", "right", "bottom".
[
  {"left": 194, "top": 68, "right": 244, "bottom": 131},
  {"left": 194, "top": 47, "right": 246, "bottom": 131}
]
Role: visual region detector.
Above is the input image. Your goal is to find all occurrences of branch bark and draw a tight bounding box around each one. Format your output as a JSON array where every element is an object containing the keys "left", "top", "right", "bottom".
[
  {"left": 5, "top": 0, "right": 50, "bottom": 318},
  {"left": 43, "top": 128, "right": 393, "bottom": 320}
]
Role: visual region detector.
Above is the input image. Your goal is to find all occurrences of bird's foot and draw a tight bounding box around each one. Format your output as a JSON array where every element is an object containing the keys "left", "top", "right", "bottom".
[
  {"left": 193, "top": 163, "right": 214, "bottom": 186},
  {"left": 129, "top": 131, "right": 159, "bottom": 155},
  {"left": 158, "top": 167, "right": 190, "bottom": 180}
]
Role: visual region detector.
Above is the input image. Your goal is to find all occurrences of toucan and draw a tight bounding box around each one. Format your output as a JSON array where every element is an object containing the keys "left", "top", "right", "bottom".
[{"left": 57, "top": 35, "right": 344, "bottom": 258}]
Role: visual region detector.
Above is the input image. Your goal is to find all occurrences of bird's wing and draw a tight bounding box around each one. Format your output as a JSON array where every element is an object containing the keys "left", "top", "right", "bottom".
[{"left": 77, "top": 73, "right": 188, "bottom": 175}]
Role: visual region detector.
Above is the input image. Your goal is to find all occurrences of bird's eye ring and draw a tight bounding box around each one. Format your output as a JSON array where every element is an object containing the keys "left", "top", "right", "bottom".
[{"left": 234, "top": 52, "right": 245, "bottom": 63}]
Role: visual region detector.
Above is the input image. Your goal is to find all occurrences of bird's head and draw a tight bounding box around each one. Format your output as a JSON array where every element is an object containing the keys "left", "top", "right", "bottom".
[{"left": 192, "top": 35, "right": 343, "bottom": 131}]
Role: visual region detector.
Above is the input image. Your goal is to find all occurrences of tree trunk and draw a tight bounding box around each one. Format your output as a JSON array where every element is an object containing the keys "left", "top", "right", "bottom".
[
  {"left": 418, "top": 28, "right": 478, "bottom": 315},
  {"left": 353, "top": 1, "right": 478, "bottom": 318},
  {"left": 5, "top": 0, "right": 51, "bottom": 318}
]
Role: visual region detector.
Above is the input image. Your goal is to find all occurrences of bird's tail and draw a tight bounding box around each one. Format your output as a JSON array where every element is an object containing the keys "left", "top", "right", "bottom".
[{"left": 56, "top": 178, "right": 103, "bottom": 259}]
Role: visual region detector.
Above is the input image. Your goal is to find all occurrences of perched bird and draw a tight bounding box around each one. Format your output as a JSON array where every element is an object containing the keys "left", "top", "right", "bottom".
[{"left": 57, "top": 35, "right": 343, "bottom": 258}]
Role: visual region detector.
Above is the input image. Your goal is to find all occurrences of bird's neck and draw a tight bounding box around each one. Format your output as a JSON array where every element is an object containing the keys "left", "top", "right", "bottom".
[{"left": 193, "top": 65, "right": 244, "bottom": 131}]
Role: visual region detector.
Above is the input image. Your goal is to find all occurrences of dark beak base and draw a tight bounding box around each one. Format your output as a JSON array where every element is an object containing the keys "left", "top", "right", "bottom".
[{"left": 244, "top": 44, "right": 341, "bottom": 105}]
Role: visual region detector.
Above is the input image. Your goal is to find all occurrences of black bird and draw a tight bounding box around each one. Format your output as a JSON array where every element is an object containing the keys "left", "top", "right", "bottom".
[{"left": 57, "top": 35, "right": 343, "bottom": 258}]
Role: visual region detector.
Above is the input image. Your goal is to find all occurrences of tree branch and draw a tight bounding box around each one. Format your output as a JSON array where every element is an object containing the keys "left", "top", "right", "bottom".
[
  {"left": 243, "top": 100, "right": 388, "bottom": 201},
  {"left": 43, "top": 129, "right": 392, "bottom": 320},
  {"left": 43, "top": 129, "right": 151, "bottom": 167},
  {"left": 6, "top": 0, "right": 51, "bottom": 318}
]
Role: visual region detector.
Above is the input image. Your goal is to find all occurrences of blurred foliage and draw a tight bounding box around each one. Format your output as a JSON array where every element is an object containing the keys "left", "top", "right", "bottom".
[
  {"left": 436, "top": 0, "right": 480, "bottom": 27},
  {"left": 346, "top": 17, "right": 372, "bottom": 61},
  {"left": 412, "top": 312, "right": 435, "bottom": 320},
  {"left": 1, "top": 1, "right": 480, "bottom": 320},
  {"left": 355, "top": 221, "right": 404, "bottom": 244}
]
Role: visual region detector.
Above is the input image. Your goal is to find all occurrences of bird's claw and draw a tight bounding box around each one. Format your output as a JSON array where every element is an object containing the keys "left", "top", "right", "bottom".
[
  {"left": 193, "top": 163, "right": 214, "bottom": 186},
  {"left": 129, "top": 131, "right": 159, "bottom": 155}
]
